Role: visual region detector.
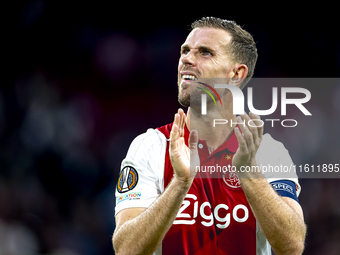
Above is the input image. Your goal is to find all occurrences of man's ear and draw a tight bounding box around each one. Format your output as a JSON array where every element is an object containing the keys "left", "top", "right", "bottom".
[{"left": 230, "top": 64, "right": 248, "bottom": 87}]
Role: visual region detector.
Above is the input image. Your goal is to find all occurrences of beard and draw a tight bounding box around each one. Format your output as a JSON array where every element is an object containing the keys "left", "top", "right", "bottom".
[
  {"left": 177, "top": 80, "right": 203, "bottom": 108},
  {"left": 177, "top": 77, "right": 232, "bottom": 110},
  {"left": 178, "top": 81, "right": 190, "bottom": 107},
  {"left": 177, "top": 68, "right": 202, "bottom": 107}
]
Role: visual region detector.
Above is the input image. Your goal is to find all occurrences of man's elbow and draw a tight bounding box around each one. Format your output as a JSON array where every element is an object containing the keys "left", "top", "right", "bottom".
[
  {"left": 274, "top": 242, "right": 304, "bottom": 255},
  {"left": 290, "top": 240, "right": 305, "bottom": 255},
  {"left": 112, "top": 234, "right": 149, "bottom": 255},
  {"left": 275, "top": 231, "right": 306, "bottom": 255},
  {"left": 286, "top": 222, "right": 307, "bottom": 255},
  {"left": 112, "top": 234, "right": 127, "bottom": 255},
  {"left": 294, "top": 224, "right": 307, "bottom": 255},
  {"left": 112, "top": 235, "right": 120, "bottom": 255},
  {"left": 289, "top": 230, "right": 306, "bottom": 255}
]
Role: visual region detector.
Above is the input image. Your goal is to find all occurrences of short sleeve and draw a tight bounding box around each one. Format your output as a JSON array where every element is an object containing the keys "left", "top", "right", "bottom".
[
  {"left": 115, "top": 129, "right": 167, "bottom": 215},
  {"left": 256, "top": 133, "right": 301, "bottom": 197}
]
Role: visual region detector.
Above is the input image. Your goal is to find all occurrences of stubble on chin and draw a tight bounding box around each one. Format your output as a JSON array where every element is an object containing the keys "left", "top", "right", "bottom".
[
  {"left": 178, "top": 82, "right": 190, "bottom": 107},
  {"left": 178, "top": 81, "right": 203, "bottom": 108}
]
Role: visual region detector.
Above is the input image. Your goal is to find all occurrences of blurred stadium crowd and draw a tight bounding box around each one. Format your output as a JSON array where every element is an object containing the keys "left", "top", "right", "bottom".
[{"left": 2, "top": 1, "right": 340, "bottom": 254}]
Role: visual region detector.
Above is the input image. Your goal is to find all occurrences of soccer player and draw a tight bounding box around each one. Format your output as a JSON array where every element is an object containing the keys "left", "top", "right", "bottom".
[{"left": 112, "top": 17, "right": 306, "bottom": 255}]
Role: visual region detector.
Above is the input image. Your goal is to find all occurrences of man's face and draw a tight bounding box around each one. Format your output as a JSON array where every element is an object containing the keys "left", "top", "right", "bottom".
[{"left": 177, "top": 27, "right": 235, "bottom": 107}]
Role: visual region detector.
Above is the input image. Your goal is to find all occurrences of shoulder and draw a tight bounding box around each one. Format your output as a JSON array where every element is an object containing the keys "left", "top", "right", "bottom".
[
  {"left": 256, "top": 133, "right": 301, "bottom": 196},
  {"left": 122, "top": 124, "right": 172, "bottom": 179},
  {"left": 259, "top": 133, "right": 287, "bottom": 150},
  {"left": 256, "top": 133, "right": 292, "bottom": 162},
  {"left": 126, "top": 128, "right": 168, "bottom": 159}
]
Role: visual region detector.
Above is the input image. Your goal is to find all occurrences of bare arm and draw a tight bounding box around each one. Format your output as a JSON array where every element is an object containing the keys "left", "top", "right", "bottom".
[
  {"left": 113, "top": 177, "right": 192, "bottom": 255},
  {"left": 233, "top": 112, "right": 306, "bottom": 255},
  {"left": 112, "top": 109, "right": 199, "bottom": 255},
  {"left": 239, "top": 177, "right": 306, "bottom": 255}
]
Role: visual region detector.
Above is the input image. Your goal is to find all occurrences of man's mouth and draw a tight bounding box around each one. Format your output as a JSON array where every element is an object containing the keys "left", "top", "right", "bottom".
[{"left": 182, "top": 74, "right": 197, "bottom": 81}]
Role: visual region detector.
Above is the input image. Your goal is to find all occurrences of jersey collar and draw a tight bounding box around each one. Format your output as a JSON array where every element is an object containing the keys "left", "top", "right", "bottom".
[{"left": 184, "top": 124, "right": 239, "bottom": 156}]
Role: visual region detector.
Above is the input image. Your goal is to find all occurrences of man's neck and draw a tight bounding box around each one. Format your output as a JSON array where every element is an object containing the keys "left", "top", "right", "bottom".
[{"left": 186, "top": 100, "right": 238, "bottom": 153}]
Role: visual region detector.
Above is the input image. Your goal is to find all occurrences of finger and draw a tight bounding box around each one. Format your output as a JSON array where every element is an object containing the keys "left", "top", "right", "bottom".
[
  {"left": 247, "top": 112, "right": 263, "bottom": 150},
  {"left": 249, "top": 112, "right": 263, "bottom": 140},
  {"left": 171, "top": 113, "right": 179, "bottom": 136},
  {"left": 178, "top": 108, "right": 186, "bottom": 137},
  {"left": 188, "top": 129, "right": 198, "bottom": 150},
  {"left": 178, "top": 108, "right": 184, "bottom": 117},
  {"left": 174, "top": 112, "right": 180, "bottom": 129},
  {"left": 241, "top": 112, "right": 258, "bottom": 145},
  {"left": 170, "top": 114, "right": 180, "bottom": 150},
  {"left": 234, "top": 127, "right": 248, "bottom": 153},
  {"left": 237, "top": 115, "right": 255, "bottom": 151}
]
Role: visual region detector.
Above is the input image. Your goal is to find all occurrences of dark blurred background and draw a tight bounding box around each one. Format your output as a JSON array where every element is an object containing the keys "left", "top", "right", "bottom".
[{"left": 1, "top": 1, "right": 340, "bottom": 254}]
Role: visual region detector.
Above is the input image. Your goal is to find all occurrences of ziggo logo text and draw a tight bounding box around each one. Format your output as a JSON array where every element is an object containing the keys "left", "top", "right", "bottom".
[{"left": 173, "top": 194, "right": 249, "bottom": 229}]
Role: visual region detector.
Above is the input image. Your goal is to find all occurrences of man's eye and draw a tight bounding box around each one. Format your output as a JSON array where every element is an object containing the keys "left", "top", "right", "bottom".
[
  {"left": 181, "top": 49, "right": 190, "bottom": 55},
  {"left": 202, "top": 50, "right": 212, "bottom": 56}
]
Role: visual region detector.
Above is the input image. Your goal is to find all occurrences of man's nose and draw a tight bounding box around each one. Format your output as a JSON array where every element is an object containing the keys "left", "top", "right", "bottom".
[{"left": 181, "top": 50, "right": 196, "bottom": 66}]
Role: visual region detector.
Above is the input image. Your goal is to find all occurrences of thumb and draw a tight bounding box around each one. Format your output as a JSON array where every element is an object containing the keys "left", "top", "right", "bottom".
[{"left": 188, "top": 130, "right": 198, "bottom": 150}]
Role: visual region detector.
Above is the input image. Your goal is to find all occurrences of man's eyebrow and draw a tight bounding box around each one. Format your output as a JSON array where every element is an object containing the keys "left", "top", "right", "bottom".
[
  {"left": 180, "top": 44, "right": 215, "bottom": 53},
  {"left": 198, "top": 45, "right": 215, "bottom": 53},
  {"left": 180, "top": 44, "right": 189, "bottom": 50}
]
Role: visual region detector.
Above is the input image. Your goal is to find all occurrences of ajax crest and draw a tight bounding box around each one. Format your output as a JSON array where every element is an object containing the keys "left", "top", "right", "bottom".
[{"left": 223, "top": 170, "right": 241, "bottom": 189}]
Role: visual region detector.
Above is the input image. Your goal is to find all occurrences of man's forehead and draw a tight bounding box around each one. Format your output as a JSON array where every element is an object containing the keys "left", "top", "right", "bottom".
[{"left": 183, "top": 27, "right": 232, "bottom": 49}]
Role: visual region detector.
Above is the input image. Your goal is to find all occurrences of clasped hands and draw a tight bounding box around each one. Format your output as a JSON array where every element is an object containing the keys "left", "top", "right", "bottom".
[{"left": 169, "top": 109, "right": 264, "bottom": 183}]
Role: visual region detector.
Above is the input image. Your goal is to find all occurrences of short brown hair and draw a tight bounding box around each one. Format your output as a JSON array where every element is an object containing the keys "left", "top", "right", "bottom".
[{"left": 191, "top": 17, "right": 258, "bottom": 89}]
